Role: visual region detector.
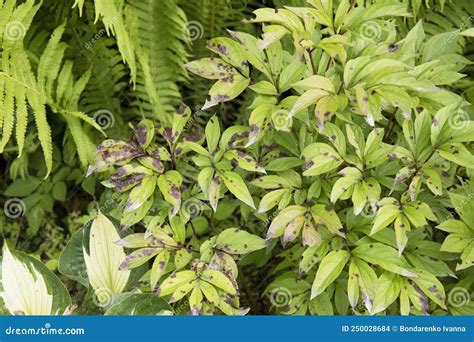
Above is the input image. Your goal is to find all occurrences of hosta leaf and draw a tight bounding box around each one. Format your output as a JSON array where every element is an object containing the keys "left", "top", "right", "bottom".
[
  {"left": 2, "top": 243, "right": 71, "bottom": 315},
  {"left": 83, "top": 212, "right": 131, "bottom": 300},
  {"left": 58, "top": 227, "right": 88, "bottom": 287}
]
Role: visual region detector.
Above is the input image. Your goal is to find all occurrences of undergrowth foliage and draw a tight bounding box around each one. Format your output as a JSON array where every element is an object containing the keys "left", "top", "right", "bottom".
[{"left": 1, "top": 0, "right": 473, "bottom": 316}]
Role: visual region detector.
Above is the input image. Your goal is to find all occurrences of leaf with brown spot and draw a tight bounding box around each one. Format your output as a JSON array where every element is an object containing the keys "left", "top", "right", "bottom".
[{"left": 157, "top": 171, "right": 183, "bottom": 218}]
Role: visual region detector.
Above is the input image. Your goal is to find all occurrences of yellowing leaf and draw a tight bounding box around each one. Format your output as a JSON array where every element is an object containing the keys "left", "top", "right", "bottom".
[
  {"left": 215, "top": 228, "right": 266, "bottom": 254},
  {"left": 310, "top": 250, "right": 350, "bottom": 299},
  {"left": 83, "top": 212, "right": 130, "bottom": 301},
  {"left": 201, "top": 270, "right": 237, "bottom": 294},
  {"left": 221, "top": 171, "right": 255, "bottom": 209}
]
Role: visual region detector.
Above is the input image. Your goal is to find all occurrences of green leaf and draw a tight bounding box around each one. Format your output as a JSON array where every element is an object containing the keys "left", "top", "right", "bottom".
[
  {"left": 58, "top": 227, "right": 88, "bottom": 287},
  {"left": 353, "top": 243, "right": 417, "bottom": 277},
  {"left": 119, "top": 248, "right": 160, "bottom": 270},
  {"left": 267, "top": 205, "right": 306, "bottom": 239},
  {"left": 258, "top": 189, "right": 288, "bottom": 213},
  {"left": 105, "top": 294, "right": 172, "bottom": 315},
  {"left": 288, "top": 89, "right": 329, "bottom": 118},
  {"left": 394, "top": 214, "right": 409, "bottom": 255},
  {"left": 309, "top": 292, "right": 334, "bottom": 315},
  {"left": 158, "top": 171, "right": 183, "bottom": 217},
  {"left": 370, "top": 203, "right": 400, "bottom": 235},
  {"left": 201, "top": 270, "right": 236, "bottom": 295},
  {"left": 203, "top": 74, "right": 250, "bottom": 110},
  {"left": 185, "top": 58, "right": 233, "bottom": 80},
  {"left": 134, "top": 119, "right": 155, "bottom": 149},
  {"left": 125, "top": 175, "right": 156, "bottom": 212},
  {"left": 411, "top": 270, "right": 446, "bottom": 309},
  {"left": 224, "top": 149, "right": 265, "bottom": 173},
  {"left": 156, "top": 270, "right": 197, "bottom": 297},
  {"left": 4, "top": 178, "right": 41, "bottom": 197},
  {"left": 311, "top": 204, "right": 344, "bottom": 237},
  {"left": 205, "top": 116, "right": 221, "bottom": 153},
  {"left": 310, "top": 250, "right": 350, "bottom": 299},
  {"left": 207, "top": 37, "right": 248, "bottom": 76},
  {"left": 449, "top": 192, "right": 474, "bottom": 227},
  {"left": 249, "top": 81, "right": 278, "bottom": 95},
  {"left": 215, "top": 228, "right": 266, "bottom": 254},
  {"left": 221, "top": 171, "right": 255, "bottom": 209},
  {"left": 371, "top": 272, "right": 403, "bottom": 314},
  {"left": 150, "top": 250, "right": 170, "bottom": 291}
]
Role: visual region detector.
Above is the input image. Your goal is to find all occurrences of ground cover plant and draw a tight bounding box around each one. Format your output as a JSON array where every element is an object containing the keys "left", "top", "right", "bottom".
[{"left": 0, "top": 0, "right": 473, "bottom": 316}]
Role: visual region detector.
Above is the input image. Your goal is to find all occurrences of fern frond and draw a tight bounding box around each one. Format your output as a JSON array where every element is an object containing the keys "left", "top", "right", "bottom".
[
  {"left": 126, "top": 0, "right": 190, "bottom": 122},
  {"left": 0, "top": 0, "right": 102, "bottom": 175},
  {"left": 74, "top": 0, "right": 137, "bottom": 82}
]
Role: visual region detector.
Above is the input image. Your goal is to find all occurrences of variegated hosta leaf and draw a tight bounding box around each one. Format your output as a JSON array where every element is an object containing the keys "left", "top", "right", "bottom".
[
  {"left": 1, "top": 243, "right": 71, "bottom": 315},
  {"left": 83, "top": 212, "right": 131, "bottom": 305}
]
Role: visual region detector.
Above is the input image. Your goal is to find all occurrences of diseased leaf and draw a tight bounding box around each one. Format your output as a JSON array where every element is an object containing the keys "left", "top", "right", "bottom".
[
  {"left": 311, "top": 250, "right": 350, "bottom": 299},
  {"left": 215, "top": 228, "right": 266, "bottom": 254},
  {"left": 221, "top": 171, "right": 255, "bottom": 209}
]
